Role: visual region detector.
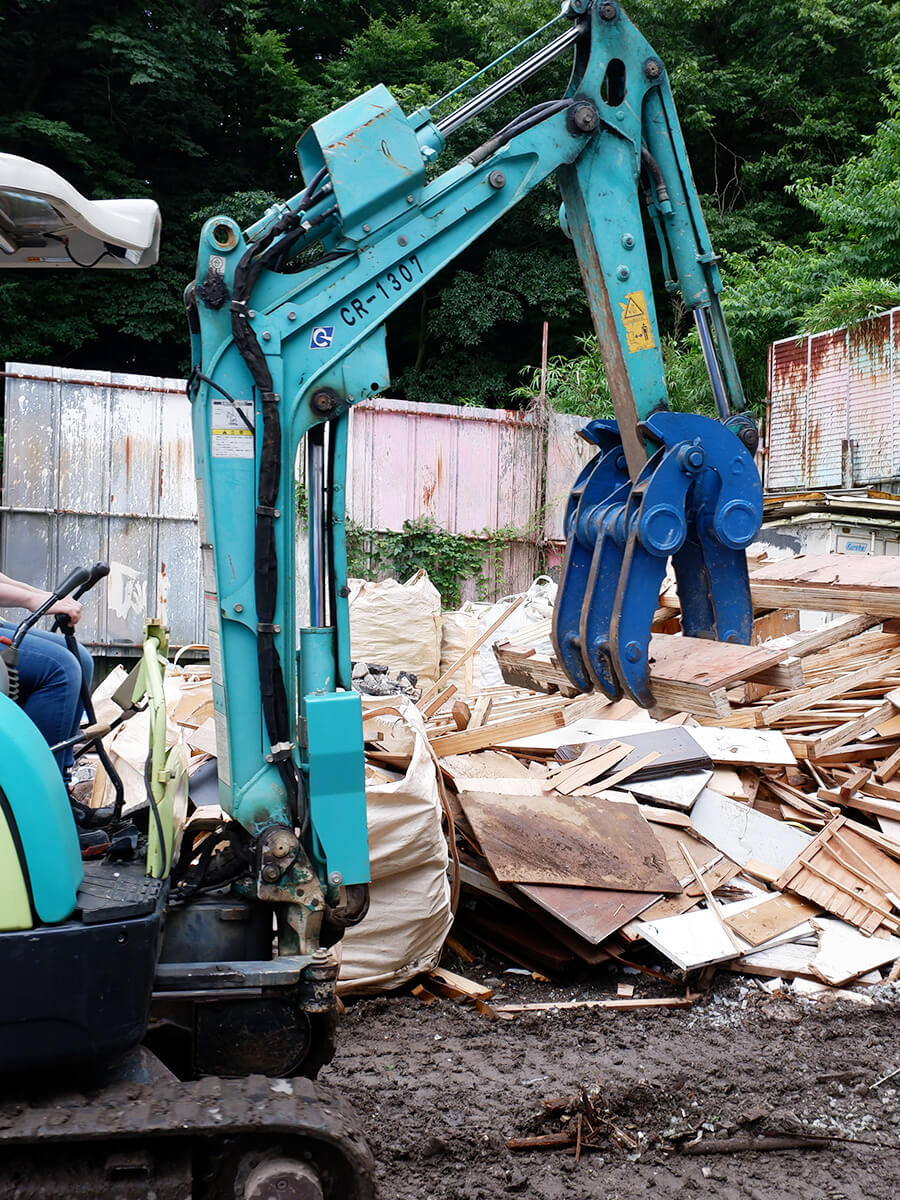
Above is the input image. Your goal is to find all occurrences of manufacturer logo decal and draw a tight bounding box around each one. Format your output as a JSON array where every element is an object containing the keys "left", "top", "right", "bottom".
[{"left": 310, "top": 326, "right": 335, "bottom": 349}]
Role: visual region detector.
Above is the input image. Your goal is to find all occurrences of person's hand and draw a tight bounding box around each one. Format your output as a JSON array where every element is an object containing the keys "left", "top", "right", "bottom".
[{"left": 49, "top": 596, "right": 83, "bottom": 626}]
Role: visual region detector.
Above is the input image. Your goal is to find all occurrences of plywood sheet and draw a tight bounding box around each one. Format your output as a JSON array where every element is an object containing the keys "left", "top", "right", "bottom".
[
  {"left": 809, "top": 916, "right": 900, "bottom": 986},
  {"left": 750, "top": 554, "right": 900, "bottom": 618},
  {"left": 649, "top": 632, "right": 796, "bottom": 688},
  {"left": 689, "top": 726, "right": 796, "bottom": 767},
  {"left": 619, "top": 770, "right": 712, "bottom": 811},
  {"left": 457, "top": 789, "right": 679, "bottom": 892},
  {"left": 513, "top": 882, "right": 660, "bottom": 945}
]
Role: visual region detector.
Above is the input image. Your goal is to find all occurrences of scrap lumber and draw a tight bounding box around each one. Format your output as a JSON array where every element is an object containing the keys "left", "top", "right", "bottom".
[
  {"left": 750, "top": 555, "right": 900, "bottom": 618},
  {"left": 580, "top": 751, "right": 661, "bottom": 795},
  {"left": 493, "top": 995, "right": 693, "bottom": 1014},
  {"left": 425, "top": 967, "right": 493, "bottom": 1002},
  {"left": 761, "top": 654, "right": 900, "bottom": 726},
  {"left": 548, "top": 742, "right": 631, "bottom": 795},
  {"left": 774, "top": 815, "right": 900, "bottom": 935},
  {"left": 456, "top": 788, "right": 680, "bottom": 891},
  {"left": 648, "top": 632, "right": 799, "bottom": 689},
  {"left": 429, "top": 709, "right": 566, "bottom": 756}
]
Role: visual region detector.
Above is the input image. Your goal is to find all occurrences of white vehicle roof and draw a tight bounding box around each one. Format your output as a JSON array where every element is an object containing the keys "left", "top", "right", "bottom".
[{"left": 0, "top": 154, "right": 160, "bottom": 268}]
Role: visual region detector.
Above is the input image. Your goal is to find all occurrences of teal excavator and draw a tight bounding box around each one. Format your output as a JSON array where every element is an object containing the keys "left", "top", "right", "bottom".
[{"left": 0, "top": 4, "right": 761, "bottom": 1196}]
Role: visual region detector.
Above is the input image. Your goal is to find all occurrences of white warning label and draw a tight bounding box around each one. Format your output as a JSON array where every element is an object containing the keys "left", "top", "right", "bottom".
[{"left": 211, "top": 398, "right": 255, "bottom": 458}]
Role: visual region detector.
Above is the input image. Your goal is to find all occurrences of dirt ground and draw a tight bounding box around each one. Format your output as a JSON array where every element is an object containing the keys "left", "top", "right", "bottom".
[{"left": 322, "top": 955, "right": 900, "bottom": 1200}]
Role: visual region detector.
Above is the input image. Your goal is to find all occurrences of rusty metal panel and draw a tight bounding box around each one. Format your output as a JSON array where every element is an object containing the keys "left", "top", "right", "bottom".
[
  {"left": 767, "top": 306, "right": 900, "bottom": 491},
  {"left": 767, "top": 335, "right": 808, "bottom": 490},
  {"left": 805, "top": 329, "right": 847, "bottom": 488},
  {"left": 848, "top": 314, "right": 893, "bottom": 484},
  {"left": 1, "top": 363, "right": 201, "bottom": 653},
  {"left": 347, "top": 397, "right": 541, "bottom": 533},
  {"left": 345, "top": 396, "right": 543, "bottom": 592}
]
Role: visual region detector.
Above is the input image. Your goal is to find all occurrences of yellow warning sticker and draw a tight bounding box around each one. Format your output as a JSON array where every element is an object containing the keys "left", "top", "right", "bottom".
[{"left": 619, "top": 290, "right": 656, "bottom": 353}]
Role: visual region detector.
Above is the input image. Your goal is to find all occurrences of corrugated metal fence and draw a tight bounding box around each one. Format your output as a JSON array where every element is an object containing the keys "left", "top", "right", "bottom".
[
  {"left": 767, "top": 307, "right": 900, "bottom": 491},
  {"left": 1, "top": 363, "right": 591, "bottom": 653}
]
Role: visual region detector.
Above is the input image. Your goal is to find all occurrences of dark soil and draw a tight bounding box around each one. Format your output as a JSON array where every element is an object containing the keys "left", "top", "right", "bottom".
[{"left": 321, "top": 957, "right": 900, "bottom": 1200}]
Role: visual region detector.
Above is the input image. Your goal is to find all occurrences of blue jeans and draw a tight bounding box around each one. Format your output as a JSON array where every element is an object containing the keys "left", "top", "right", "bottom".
[{"left": 0, "top": 623, "right": 93, "bottom": 775}]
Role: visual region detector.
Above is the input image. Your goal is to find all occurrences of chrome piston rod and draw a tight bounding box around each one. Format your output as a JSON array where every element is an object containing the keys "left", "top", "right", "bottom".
[{"left": 436, "top": 20, "right": 585, "bottom": 137}]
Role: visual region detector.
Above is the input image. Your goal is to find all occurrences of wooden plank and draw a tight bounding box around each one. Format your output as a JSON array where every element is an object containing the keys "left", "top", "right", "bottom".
[
  {"left": 761, "top": 655, "right": 900, "bottom": 726},
  {"left": 425, "top": 967, "right": 493, "bottom": 1002},
  {"left": 649, "top": 681, "right": 731, "bottom": 718},
  {"left": 551, "top": 743, "right": 631, "bottom": 795},
  {"left": 494, "top": 996, "right": 694, "bottom": 1014},
  {"left": 456, "top": 788, "right": 680, "bottom": 891},
  {"left": 748, "top": 658, "right": 805, "bottom": 689},
  {"left": 467, "top": 695, "right": 493, "bottom": 730},
  {"left": 777, "top": 614, "right": 880, "bottom": 659},
  {"left": 429, "top": 709, "right": 566, "bottom": 757},
  {"left": 678, "top": 839, "right": 745, "bottom": 955},
  {"left": 807, "top": 700, "right": 898, "bottom": 758},
  {"left": 750, "top": 556, "right": 900, "bottom": 618},
  {"left": 421, "top": 685, "right": 457, "bottom": 720},
  {"left": 725, "top": 893, "right": 821, "bottom": 947},
  {"left": 581, "top": 752, "right": 661, "bottom": 795}
]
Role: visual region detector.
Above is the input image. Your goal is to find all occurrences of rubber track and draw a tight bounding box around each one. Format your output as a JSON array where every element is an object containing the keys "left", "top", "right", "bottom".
[{"left": 0, "top": 1073, "right": 376, "bottom": 1199}]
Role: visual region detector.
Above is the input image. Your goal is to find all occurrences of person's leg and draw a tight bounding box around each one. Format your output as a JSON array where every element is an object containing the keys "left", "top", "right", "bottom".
[{"left": 0, "top": 623, "right": 86, "bottom": 773}]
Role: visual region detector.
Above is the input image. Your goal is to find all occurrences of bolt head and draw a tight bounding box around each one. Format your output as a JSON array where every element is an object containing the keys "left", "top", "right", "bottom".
[
  {"left": 616, "top": 265, "right": 630, "bottom": 281},
  {"left": 311, "top": 389, "right": 338, "bottom": 414},
  {"left": 488, "top": 170, "right": 506, "bottom": 190},
  {"left": 625, "top": 641, "right": 642, "bottom": 663},
  {"left": 599, "top": 1, "right": 617, "bottom": 19},
  {"left": 571, "top": 104, "right": 598, "bottom": 133},
  {"left": 328, "top": 871, "right": 343, "bottom": 886},
  {"left": 644, "top": 58, "right": 662, "bottom": 80}
]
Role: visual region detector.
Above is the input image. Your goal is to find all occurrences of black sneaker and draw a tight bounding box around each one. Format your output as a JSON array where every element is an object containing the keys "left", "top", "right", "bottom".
[{"left": 78, "top": 828, "right": 111, "bottom": 859}]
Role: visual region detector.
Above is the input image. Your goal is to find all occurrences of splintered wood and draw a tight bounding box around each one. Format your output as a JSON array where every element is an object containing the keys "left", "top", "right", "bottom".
[{"left": 359, "top": 554, "right": 900, "bottom": 998}]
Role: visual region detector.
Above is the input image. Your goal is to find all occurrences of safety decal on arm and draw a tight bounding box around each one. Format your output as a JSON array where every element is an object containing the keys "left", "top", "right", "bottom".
[
  {"left": 619, "top": 291, "right": 656, "bottom": 353},
  {"left": 211, "top": 398, "right": 255, "bottom": 458}
]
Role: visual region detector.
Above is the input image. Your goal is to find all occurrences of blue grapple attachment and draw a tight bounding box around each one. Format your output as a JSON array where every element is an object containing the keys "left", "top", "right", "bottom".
[{"left": 553, "top": 411, "right": 763, "bottom": 707}]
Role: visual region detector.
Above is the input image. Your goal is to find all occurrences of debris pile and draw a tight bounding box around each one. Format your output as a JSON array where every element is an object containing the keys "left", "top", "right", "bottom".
[{"left": 382, "top": 554, "right": 900, "bottom": 1006}]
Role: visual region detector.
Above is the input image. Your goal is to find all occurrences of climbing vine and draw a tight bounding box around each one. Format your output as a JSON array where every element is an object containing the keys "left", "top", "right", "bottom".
[{"left": 345, "top": 515, "right": 523, "bottom": 609}]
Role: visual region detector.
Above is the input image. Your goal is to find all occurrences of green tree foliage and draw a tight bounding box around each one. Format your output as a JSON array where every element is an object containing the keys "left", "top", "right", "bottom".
[{"left": 1, "top": 0, "right": 898, "bottom": 414}]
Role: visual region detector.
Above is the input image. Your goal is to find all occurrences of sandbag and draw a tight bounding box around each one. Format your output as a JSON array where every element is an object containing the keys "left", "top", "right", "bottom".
[
  {"left": 339, "top": 700, "right": 452, "bottom": 994},
  {"left": 348, "top": 569, "right": 442, "bottom": 686}
]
